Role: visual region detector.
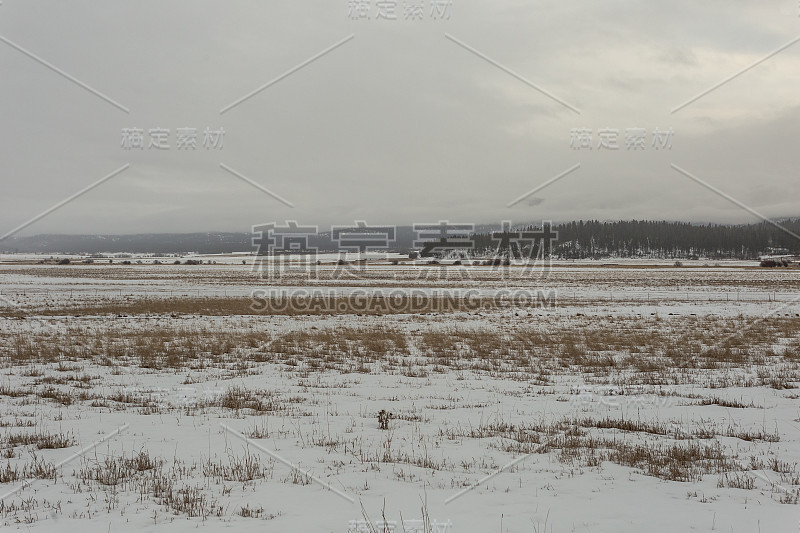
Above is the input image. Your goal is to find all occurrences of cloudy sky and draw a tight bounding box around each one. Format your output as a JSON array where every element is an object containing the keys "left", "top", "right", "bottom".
[{"left": 1, "top": 0, "right": 799, "bottom": 236}]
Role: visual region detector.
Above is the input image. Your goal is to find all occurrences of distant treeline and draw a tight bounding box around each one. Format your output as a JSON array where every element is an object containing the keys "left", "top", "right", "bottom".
[
  {"left": 472, "top": 219, "right": 800, "bottom": 260},
  {"left": 4, "top": 219, "right": 800, "bottom": 258}
]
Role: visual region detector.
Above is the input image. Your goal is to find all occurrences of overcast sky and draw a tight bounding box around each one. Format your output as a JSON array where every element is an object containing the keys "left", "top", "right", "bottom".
[{"left": 1, "top": 0, "right": 799, "bottom": 236}]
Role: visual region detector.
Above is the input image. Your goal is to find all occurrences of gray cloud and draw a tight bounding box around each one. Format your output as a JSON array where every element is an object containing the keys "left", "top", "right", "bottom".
[{"left": 1, "top": 0, "right": 798, "bottom": 236}]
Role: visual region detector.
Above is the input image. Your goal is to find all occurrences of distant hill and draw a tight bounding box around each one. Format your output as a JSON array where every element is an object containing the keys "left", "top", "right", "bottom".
[
  {"left": 0, "top": 233, "right": 254, "bottom": 255},
  {"left": 0, "top": 229, "right": 417, "bottom": 255},
  {"left": 0, "top": 227, "right": 494, "bottom": 255}
]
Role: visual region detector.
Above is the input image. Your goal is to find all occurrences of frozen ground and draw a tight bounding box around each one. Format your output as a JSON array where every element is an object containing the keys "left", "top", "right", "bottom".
[{"left": 0, "top": 259, "right": 799, "bottom": 532}]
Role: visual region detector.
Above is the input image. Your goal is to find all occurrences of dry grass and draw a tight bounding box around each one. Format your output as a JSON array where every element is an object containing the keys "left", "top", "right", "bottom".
[
  {"left": 2, "top": 316, "right": 799, "bottom": 386},
  {"left": 442, "top": 415, "right": 768, "bottom": 483},
  {"left": 70, "top": 448, "right": 276, "bottom": 518},
  {"left": 0, "top": 293, "right": 554, "bottom": 319},
  {"left": 1, "top": 305, "right": 799, "bottom": 523},
  {"left": 3, "top": 428, "right": 76, "bottom": 449}
]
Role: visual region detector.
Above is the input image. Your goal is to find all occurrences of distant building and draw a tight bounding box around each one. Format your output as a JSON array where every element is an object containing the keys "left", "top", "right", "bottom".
[{"left": 765, "top": 247, "right": 790, "bottom": 256}]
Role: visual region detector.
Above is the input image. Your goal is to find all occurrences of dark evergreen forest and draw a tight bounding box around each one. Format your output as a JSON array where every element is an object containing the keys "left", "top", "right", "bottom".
[{"left": 472, "top": 219, "right": 800, "bottom": 259}]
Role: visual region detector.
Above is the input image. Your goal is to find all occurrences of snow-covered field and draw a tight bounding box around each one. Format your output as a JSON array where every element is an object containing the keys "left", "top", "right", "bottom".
[{"left": 0, "top": 259, "right": 799, "bottom": 532}]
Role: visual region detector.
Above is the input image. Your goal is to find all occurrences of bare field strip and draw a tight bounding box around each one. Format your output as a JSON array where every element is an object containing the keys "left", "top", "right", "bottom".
[
  {"left": 0, "top": 294, "right": 557, "bottom": 318},
  {"left": 1, "top": 293, "right": 797, "bottom": 320},
  {"left": 3, "top": 263, "right": 800, "bottom": 292}
]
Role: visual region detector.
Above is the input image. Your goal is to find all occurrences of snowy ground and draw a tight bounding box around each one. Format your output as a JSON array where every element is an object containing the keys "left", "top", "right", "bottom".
[{"left": 0, "top": 259, "right": 799, "bottom": 532}]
